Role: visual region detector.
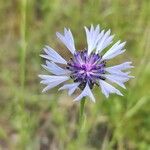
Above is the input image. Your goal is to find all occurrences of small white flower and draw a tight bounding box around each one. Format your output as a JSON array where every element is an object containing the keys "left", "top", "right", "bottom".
[{"left": 39, "top": 25, "right": 134, "bottom": 102}]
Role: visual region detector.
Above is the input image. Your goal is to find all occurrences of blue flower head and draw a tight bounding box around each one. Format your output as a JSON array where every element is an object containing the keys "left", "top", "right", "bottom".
[{"left": 39, "top": 25, "right": 134, "bottom": 102}]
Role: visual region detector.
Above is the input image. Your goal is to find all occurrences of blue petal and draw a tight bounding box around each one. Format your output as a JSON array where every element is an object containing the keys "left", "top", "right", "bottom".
[
  {"left": 99, "top": 80, "right": 123, "bottom": 98},
  {"left": 102, "top": 41, "right": 126, "bottom": 60},
  {"left": 59, "top": 82, "right": 80, "bottom": 96},
  {"left": 56, "top": 28, "right": 76, "bottom": 54},
  {"left": 74, "top": 83, "right": 95, "bottom": 102},
  {"left": 106, "top": 62, "right": 134, "bottom": 71},
  {"left": 38, "top": 75, "right": 70, "bottom": 92},
  {"left": 42, "top": 61, "right": 70, "bottom": 75},
  {"left": 40, "top": 46, "right": 67, "bottom": 64},
  {"left": 104, "top": 74, "right": 128, "bottom": 89},
  {"left": 96, "top": 29, "right": 114, "bottom": 54},
  {"left": 85, "top": 25, "right": 102, "bottom": 55}
]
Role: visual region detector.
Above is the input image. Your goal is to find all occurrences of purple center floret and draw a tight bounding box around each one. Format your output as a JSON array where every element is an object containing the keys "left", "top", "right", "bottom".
[{"left": 67, "top": 50, "right": 106, "bottom": 89}]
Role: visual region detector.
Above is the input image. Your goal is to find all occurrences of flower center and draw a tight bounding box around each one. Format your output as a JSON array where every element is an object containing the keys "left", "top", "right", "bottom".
[{"left": 67, "top": 50, "right": 106, "bottom": 89}]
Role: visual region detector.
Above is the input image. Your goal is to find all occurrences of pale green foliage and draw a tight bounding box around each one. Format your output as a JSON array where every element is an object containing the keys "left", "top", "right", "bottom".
[{"left": 0, "top": 0, "right": 150, "bottom": 149}]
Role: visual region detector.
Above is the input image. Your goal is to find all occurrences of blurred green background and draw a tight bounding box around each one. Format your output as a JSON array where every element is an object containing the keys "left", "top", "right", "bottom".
[{"left": 0, "top": 0, "right": 150, "bottom": 149}]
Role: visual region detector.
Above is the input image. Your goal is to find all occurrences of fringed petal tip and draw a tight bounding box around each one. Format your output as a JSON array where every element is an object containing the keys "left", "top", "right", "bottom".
[
  {"left": 73, "top": 96, "right": 96, "bottom": 103},
  {"left": 99, "top": 80, "right": 123, "bottom": 98},
  {"left": 40, "top": 45, "right": 67, "bottom": 64},
  {"left": 73, "top": 83, "right": 96, "bottom": 103},
  {"left": 56, "top": 29, "right": 76, "bottom": 54},
  {"left": 58, "top": 83, "right": 80, "bottom": 96}
]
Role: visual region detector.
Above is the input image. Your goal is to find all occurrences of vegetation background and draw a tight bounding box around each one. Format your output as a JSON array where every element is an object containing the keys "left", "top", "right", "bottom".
[{"left": 0, "top": 0, "right": 150, "bottom": 149}]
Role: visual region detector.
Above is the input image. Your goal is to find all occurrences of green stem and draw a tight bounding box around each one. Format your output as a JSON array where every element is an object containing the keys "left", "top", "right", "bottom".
[
  {"left": 18, "top": 0, "right": 29, "bottom": 148},
  {"left": 20, "top": 0, "right": 27, "bottom": 92},
  {"left": 79, "top": 97, "right": 86, "bottom": 129}
]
